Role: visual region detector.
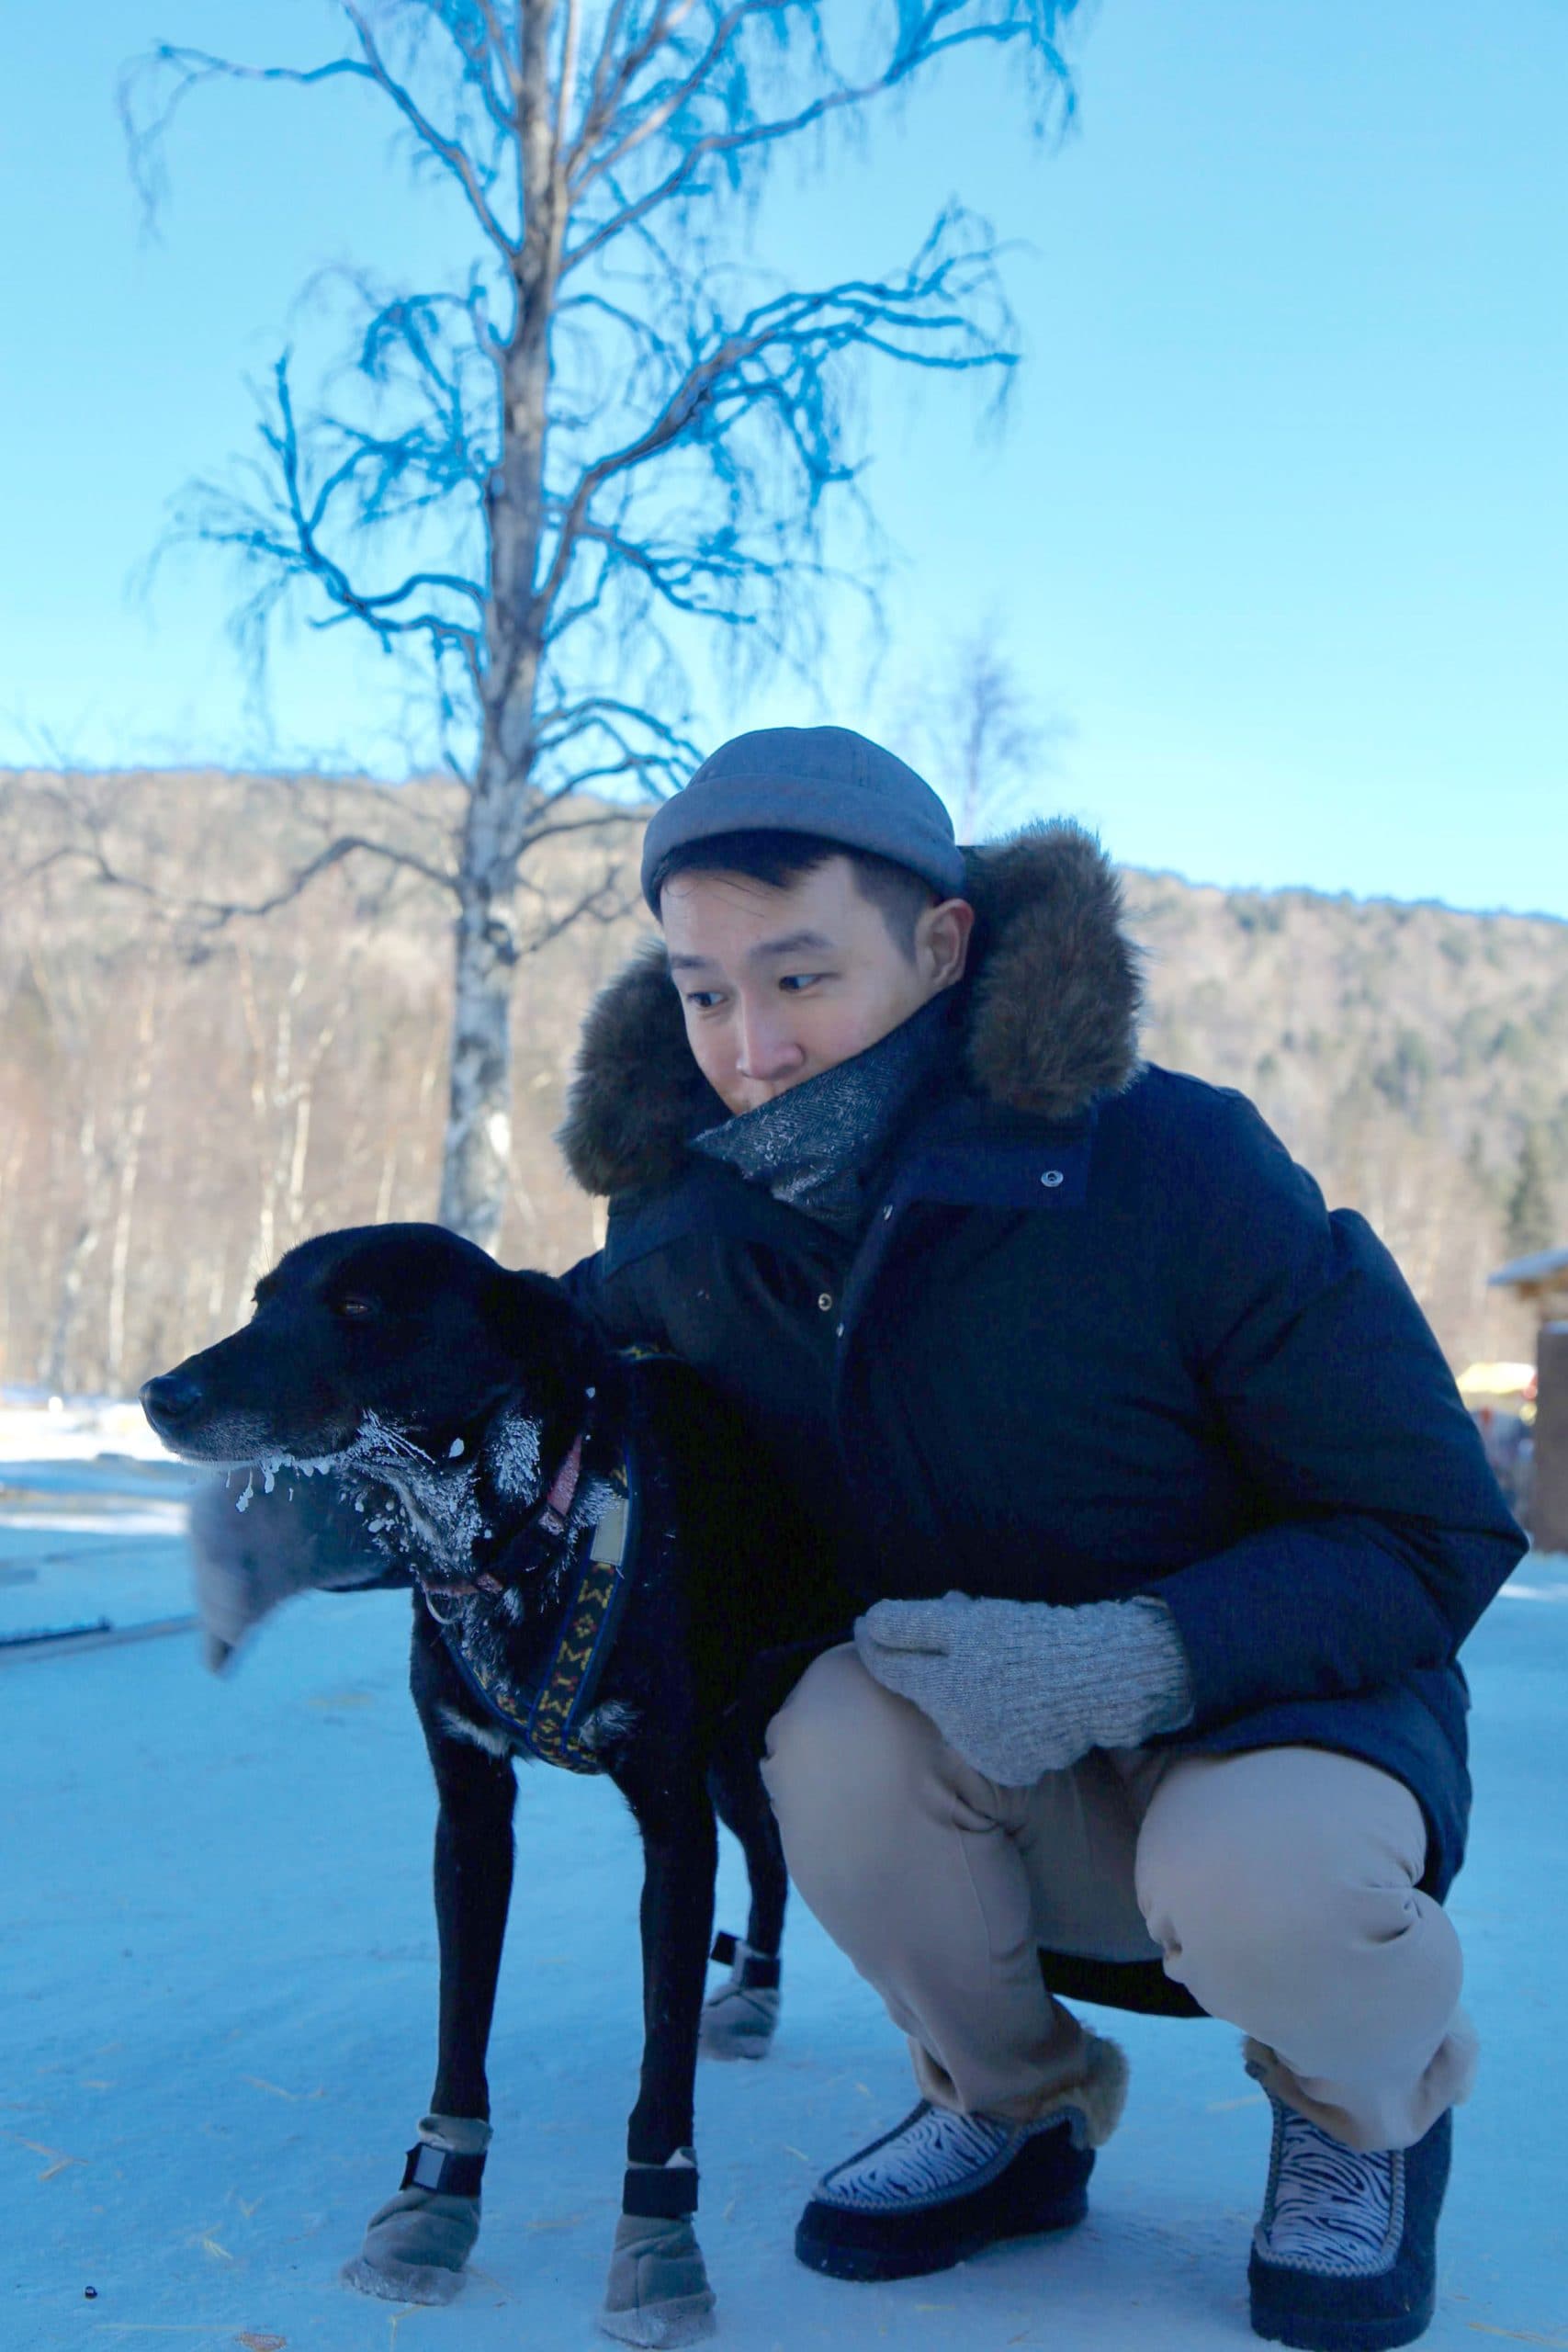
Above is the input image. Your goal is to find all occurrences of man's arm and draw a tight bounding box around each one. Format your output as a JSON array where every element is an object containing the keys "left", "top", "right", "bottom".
[
  {"left": 557, "top": 1204, "right": 682, "bottom": 1357},
  {"left": 855, "top": 1084, "right": 1524, "bottom": 1783},
  {"left": 1149, "top": 1087, "right": 1525, "bottom": 1727}
]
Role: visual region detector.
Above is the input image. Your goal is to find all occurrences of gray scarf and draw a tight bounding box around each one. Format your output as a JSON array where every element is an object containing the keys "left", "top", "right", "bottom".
[{"left": 690, "top": 992, "right": 959, "bottom": 1234}]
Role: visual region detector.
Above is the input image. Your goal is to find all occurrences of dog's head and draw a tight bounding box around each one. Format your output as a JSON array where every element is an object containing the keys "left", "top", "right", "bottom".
[{"left": 141, "top": 1224, "right": 596, "bottom": 1489}]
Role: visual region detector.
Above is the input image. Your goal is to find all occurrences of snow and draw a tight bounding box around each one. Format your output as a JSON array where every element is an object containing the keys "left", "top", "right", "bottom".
[
  {"left": 0, "top": 1391, "right": 176, "bottom": 1465},
  {"left": 0, "top": 1428, "right": 199, "bottom": 1645},
  {"left": 3, "top": 1437, "right": 1565, "bottom": 2350}
]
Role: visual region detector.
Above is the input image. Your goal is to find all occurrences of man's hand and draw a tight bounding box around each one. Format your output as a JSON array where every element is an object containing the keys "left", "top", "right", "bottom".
[{"left": 852, "top": 1590, "right": 1194, "bottom": 1786}]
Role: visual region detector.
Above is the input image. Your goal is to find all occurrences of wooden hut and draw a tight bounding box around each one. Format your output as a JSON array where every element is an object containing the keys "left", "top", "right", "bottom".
[{"left": 1488, "top": 1245, "right": 1568, "bottom": 1555}]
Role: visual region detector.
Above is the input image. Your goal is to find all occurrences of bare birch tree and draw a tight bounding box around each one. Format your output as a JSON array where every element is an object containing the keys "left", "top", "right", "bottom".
[
  {"left": 121, "top": 2, "right": 1084, "bottom": 1246},
  {"left": 916, "top": 626, "right": 1061, "bottom": 836}
]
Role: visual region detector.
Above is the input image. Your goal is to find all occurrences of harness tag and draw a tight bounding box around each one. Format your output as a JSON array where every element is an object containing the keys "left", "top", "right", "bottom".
[{"left": 590, "top": 1496, "right": 630, "bottom": 1569}]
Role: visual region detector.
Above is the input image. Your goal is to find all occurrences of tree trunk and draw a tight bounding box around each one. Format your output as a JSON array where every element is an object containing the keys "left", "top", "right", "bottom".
[
  {"left": 47, "top": 1110, "right": 104, "bottom": 1395},
  {"left": 106, "top": 978, "right": 159, "bottom": 1387},
  {"left": 437, "top": 6, "right": 564, "bottom": 1247},
  {"left": 437, "top": 873, "right": 518, "bottom": 1242}
]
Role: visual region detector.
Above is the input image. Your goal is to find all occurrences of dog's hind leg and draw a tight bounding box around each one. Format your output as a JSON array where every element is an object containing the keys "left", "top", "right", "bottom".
[
  {"left": 701, "top": 1722, "right": 784, "bottom": 2062},
  {"left": 600, "top": 1779, "right": 718, "bottom": 2347},
  {"left": 344, "top": 1708, "right": 515, "bottom": 2307}
]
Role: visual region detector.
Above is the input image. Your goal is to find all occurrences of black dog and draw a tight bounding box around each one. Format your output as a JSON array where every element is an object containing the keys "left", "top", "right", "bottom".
[{"left": 141, "top": 1221, "right": 846, "bottom": 2346}]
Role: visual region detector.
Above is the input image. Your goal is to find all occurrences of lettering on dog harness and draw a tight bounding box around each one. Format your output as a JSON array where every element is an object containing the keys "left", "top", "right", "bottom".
[{"left": 434, "top": 1438, "right": 639, "bottom": 1774}]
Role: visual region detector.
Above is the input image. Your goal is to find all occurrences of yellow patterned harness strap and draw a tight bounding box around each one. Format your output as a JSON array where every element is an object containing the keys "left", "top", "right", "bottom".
[
  {"left": 445, "top": 1441, "right": 638, "bottom": 1775},
  {"left": 523, "top": 1444, "right": 635, "bottom": 1772}
]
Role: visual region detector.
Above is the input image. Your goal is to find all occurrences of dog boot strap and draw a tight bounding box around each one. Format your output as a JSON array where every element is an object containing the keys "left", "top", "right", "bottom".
[
  {"left": 622, "top": 2149, "right": 699, "bottom": 2220},
  {"left": 709, "top": 1930, "right": 781, "bottom": 1991},
  {"left": 400, "top": 2143, "right": 488, "bottom": 2199}
]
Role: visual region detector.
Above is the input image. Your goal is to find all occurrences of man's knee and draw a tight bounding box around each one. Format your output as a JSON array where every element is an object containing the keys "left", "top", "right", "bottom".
[
  {"left": 1134, "top": 1749, "right": 1461, "bottom": 2053},
  {"left": 761, "top": 1643, "right": 942, "bottom": 1869}
]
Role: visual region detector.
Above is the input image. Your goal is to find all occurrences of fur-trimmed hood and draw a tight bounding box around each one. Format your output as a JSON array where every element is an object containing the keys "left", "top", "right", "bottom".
[{"left": 557, "top": 820, "right": 1145, "bottom": 1197}]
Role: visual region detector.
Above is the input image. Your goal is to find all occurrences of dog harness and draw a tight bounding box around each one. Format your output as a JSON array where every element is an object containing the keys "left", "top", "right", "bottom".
[{"left": 432, "top": 1432, "right": 640, "bottom": 1774}]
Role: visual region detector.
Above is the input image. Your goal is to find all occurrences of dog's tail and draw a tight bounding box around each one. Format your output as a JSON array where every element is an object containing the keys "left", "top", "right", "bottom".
[{"left": 188, "top": 1473, "right": 408, "bottom": 1673}]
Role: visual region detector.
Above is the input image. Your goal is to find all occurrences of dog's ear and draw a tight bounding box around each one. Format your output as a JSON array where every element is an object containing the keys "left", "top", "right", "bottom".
[{"left": 498, "top": 1269, "right": 599, "bottom": 1390}]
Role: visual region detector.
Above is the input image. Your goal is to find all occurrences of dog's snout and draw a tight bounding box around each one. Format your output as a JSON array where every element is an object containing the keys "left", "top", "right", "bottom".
[{"left": 140, "top": 1368, "right": 205, "bottom": 1430}]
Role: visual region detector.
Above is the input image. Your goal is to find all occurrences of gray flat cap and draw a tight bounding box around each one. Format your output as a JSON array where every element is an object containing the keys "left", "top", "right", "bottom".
[{"left": 641, "top": 724, "right": 964, "bottom": 911}]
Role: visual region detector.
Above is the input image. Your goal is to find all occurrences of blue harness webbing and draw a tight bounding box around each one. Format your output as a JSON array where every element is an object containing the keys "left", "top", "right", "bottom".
[{"left": 437, "top": 1437, "right": 639, "bottom": 1774}]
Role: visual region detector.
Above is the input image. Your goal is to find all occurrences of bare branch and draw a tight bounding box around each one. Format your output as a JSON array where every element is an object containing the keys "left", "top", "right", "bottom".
[
  {"left": 564, "top": 4, "right": 1071, "bottom": 271},
  {"left": 572, "top": 1, "right": 694, "bottom": 173},
  {"left": 518, "top": 864, "right": 631, "bottom": 956},
  {"left": 8, "top": 825, "right": 456, "bottom": 933},
  {"left": 121, "top": 24, "right": 519, "bottom": 257},
  {"left": 167, "top": 353, "right": 488, "bottom": 695},
  {"left": 186, "top": 831, "right": 457, "bottom": 927},
  {"left": 569, "top": 1, "right": 762, "bottom": 193},
  {"left": 537, "top": 213, "right": 1012, "bottom": 624},
  {"left": 447, "top": 0, "right": 518, "bottom": 133},
  {"left": 524, "top": 809, "right": 658, "bottom": 843},
  {"left": 339, "top": 3, "right": 518, "bottom": 254}
]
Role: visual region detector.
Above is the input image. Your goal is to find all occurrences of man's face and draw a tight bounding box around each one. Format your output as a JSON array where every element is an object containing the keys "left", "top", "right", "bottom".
[{"left": 660, "top": 854, "right": 972, "bottom": 1116}]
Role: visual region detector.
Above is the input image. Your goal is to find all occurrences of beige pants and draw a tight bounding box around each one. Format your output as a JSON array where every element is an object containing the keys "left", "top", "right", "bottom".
[{"left": 761, "top": 1645, "right": 1478, "bottom": 2153}]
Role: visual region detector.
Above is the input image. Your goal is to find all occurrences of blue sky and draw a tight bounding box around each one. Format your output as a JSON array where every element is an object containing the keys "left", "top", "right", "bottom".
[{"left": 3, "top": 1, "right": 1565, "bottom": 916}]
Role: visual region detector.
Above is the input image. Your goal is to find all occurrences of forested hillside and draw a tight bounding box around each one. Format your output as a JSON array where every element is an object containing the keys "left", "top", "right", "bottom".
[{"left": 2, "top": 769, "right": 1562, "bottom": 1394}]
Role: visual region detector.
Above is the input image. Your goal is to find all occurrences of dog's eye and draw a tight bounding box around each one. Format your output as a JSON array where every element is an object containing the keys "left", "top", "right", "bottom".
[{"left": 336, "top": 1296, "right": 375, "bottom": 1318}]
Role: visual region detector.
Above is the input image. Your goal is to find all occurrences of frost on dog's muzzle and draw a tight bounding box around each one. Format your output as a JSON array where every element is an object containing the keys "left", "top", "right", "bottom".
[{"left": 228, "top": 1451, "right": 346, "bottom": 1512}]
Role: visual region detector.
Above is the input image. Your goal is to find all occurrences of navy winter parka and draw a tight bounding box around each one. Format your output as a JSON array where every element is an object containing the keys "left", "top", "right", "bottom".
[{"left": 558, "top": 823, "right": 1525, "bottom": 1905}]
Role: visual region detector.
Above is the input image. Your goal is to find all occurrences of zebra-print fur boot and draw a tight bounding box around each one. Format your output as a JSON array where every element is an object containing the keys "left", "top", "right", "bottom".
[
  {"left": 793, "top": 2031, "right": 1126, "bottom": 2283},
  {"left": 1249, "top": 2095, "right": 1451, "bottom": 2350}
]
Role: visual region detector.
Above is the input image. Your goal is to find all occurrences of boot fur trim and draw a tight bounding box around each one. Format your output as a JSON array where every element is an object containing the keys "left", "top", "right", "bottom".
[{"left": 1037, "top": 2030, "right": 1130, "bottom": 2149}]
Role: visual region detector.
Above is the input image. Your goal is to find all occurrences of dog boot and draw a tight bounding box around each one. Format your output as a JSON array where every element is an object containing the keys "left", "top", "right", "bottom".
[
  {"left": 1249, "top": 2094, "right": 1452, "bottom": 2350},
  {"left": 341, "top": 2111, "right": 490, "bottom": 2304},
  {"left": 599, "top": 2151, "right": 716, "bottom": 2348},
  {"left": 698, "top": 1931, "right": 780, "bottom": 2061}
]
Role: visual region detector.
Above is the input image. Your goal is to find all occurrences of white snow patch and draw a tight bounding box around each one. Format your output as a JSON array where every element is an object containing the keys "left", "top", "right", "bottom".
[
  {"left": 0, "top": 1506, "right": 186, "bottom": 1537},
  {"left": 0, "top": 1392, "right": 172, "bottom": 1463}
]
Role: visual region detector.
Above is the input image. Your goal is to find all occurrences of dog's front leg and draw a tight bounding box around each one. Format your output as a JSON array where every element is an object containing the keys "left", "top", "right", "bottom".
[
  {"left": 344, "top": 1721, "right": 516, "bottom": 2307},
  {"left": 600, "top": 1780, "right": 718, "bottom": 2348}
]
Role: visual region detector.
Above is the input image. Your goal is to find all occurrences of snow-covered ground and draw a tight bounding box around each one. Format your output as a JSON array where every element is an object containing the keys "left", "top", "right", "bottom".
[
  {"left": 0, "top": 1396, "right": 199, "bottom": 1649},
  {"left": 0, "top": 1392, "right": 177, "bottom": 1466},
  {"left": 4, "top": 1413, "right": 1565, "bottom": 2351}
]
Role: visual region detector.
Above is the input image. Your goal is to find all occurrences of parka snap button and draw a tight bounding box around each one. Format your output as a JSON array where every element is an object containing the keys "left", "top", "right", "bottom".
[
  {"left": 818, "top": 1292, "right": 833, "bottom": 1312},
  {"left": 1041, "top": 1170, "right": 1065, "bottom": 1188}
]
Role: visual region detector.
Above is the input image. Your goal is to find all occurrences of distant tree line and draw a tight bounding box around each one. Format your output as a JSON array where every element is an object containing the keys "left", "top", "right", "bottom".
[{"left": 1, "top": 769, "right": 1562, "bottom": 1397}]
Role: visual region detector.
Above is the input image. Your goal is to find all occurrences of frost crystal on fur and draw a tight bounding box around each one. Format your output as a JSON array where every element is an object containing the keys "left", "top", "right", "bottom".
[
  {"left": 436, "top": 1701, "right": 513, "bottom": 1759},
  {"left": 488, "top": 1410, "right": 543, "bottom": 1501},
  {"left": 579, "top": 1699, "right": 638, "bottom": 1751}
]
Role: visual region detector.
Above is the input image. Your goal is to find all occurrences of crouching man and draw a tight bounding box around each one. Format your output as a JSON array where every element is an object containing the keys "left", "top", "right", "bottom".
[{"left": 558, "top": 724, "right": 1523, "bottom": 2349}]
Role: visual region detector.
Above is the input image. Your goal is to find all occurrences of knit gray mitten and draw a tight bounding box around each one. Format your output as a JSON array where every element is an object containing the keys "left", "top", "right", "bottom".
[
  {"left": 853, "top": 1591, "right": 1194, "bottom": 1783},
  {"left": 341, "top": 2112, "right": 489, "bottom": 2304},
  {"left": 599, "top": 2154, "right": 716, "bottom": 2347}
]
